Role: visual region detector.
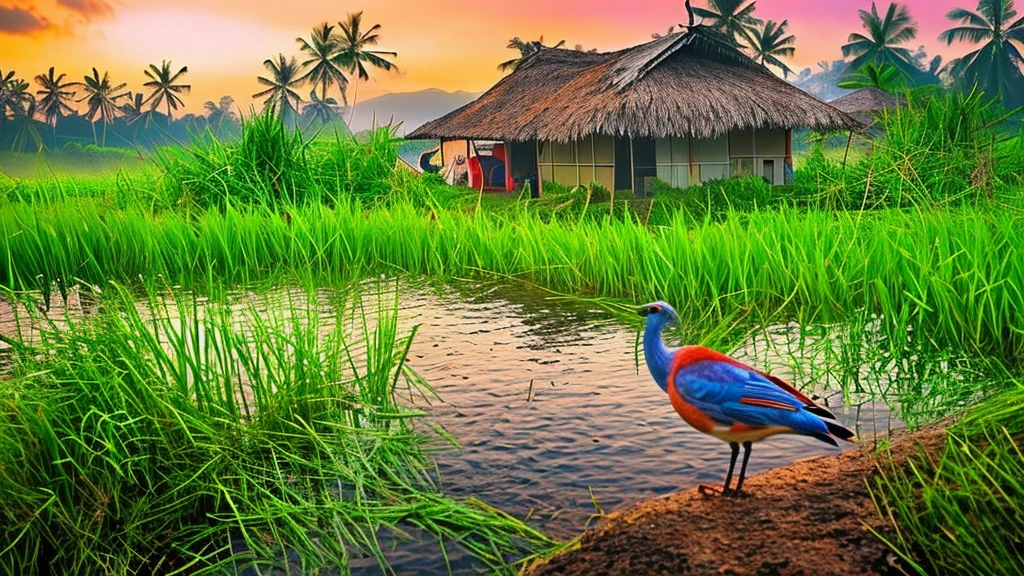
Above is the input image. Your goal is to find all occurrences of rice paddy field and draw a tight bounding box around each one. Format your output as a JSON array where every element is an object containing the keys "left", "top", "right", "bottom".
[{"left": 1, "top": 95, "right": 1023, "bottom": 575}]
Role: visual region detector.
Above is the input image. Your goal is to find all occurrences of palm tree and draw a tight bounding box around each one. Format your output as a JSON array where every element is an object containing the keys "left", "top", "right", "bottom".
[
  {"left": 75, "top": 68, "right": 128, "bottom": 147},
  {"left": 302, "top": 89, "right": 344, "bottom": 126},
  {"left": 1, "top": 72, "right": 37, "bottom": 149},
  {"left": 142, "top": 60, "right": 190, "bottom": 124},
  {"left": 1, "top": 70, "right": 34, "bottom": 123},
  {"left": 841, "top": 2, "right": 919, "bottom": 77},
  {"left": 34, "top": 67, "right": 76, "bottom": 128},
  {"left": 692, "top": 0, "right": 763, "bottom": 48},
  {"left": 336, "top": 11, "right": 397, "bottom": 124},
  {"left": 498, "top": 36, "right": 567, "bottom": 72},
  {"left": 7, "top": 97, "right": 43, "bottom": 152},
  {"left": 297, "top": 22, "right": 349, "bottom": 105},
  {"left": 253, "top": 54, "right": 304, "bottom": 126},
  {"left": 837, "top": 62, "right": 907, "bottom": 92},
  {"left": 120, "top": 91, "right": 160, "bottom": 127},
  {"left": 940, "top": 0, "right": 1024, "bottom": 106},
  {"left": 748, "top": 19, "right": 796, "bottom": 77},
  {"left": 204, "top": 96, "right": 238, "bottom": 127}
]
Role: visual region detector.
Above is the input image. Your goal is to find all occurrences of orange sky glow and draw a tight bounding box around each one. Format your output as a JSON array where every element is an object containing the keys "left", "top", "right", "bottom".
[{"left": 1, "top": 0, "right": 975, "bottom": 115}]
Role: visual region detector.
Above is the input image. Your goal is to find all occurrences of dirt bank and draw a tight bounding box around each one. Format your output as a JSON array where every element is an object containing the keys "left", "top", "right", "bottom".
[{"left": 527, "top": 427, "right": 945, "bottom": 576}]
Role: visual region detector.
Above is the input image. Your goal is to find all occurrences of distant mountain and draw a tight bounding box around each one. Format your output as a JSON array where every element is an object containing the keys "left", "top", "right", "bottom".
[
  {"left": 346, "top": 88, "right": 479, "bottom": 135},
  {"left": 790, "top": 59, "right": 851, "bottom": 103}
]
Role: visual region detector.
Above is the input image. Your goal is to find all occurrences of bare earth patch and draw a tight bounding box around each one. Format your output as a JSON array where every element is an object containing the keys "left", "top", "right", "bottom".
[{"left": 527, "top": 426, "right": 947, "bottom": 576}]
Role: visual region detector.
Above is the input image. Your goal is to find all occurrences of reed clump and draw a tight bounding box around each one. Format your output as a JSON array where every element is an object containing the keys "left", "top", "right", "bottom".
[
  {"left": 796, "top": 89, "right": 1024, "bottom": 209},
  {"left": 871, "top": 384, "right": 1024, "bottom": 576},
  {"left": 154, "top": 109, "right": 401, "bottom": 210},
  {"left": 0, "top": 284, "right": 556, "bottom": 574}
]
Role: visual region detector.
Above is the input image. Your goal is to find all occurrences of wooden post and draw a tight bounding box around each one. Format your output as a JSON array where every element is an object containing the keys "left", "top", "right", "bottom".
[
  {"left": 785, "top": 129, "right": 793, "bottom": 185},
  {"left": 842, "top": 130, "right": 853, "bottom": 169},
  {"left": 688, "top": 136, "right": 696, "bottom": 185},
  {"left": 535, "top": 140, "right": 543, "bottom": 198},
  {"left": 629, "top": 138, "right": 636, "bottom": 196}
]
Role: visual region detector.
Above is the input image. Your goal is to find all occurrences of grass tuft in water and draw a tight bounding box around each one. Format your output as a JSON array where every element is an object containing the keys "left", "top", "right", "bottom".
[{"left": 0, "top": 283, "right": 556, "bottom": 574}]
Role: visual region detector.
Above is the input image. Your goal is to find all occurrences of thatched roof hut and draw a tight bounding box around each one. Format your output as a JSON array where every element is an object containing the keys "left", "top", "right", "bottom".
[
  {"left": 409, "top": 29, "right": 859, "bottom": 142},
  {"left": 409, "top": 28, "right": 859, "bottom": 194},
  {"left": 828, "top": 87, "right": 899, "bottom": 116}
]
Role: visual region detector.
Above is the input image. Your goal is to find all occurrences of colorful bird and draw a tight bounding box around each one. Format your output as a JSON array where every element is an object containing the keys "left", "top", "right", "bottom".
[{"left": 639, "top": 301, "right": 855, "bottom": 496}]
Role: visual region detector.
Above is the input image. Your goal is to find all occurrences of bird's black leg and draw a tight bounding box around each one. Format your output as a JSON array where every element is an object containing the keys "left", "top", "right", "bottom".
[
  {"left": 733, "top": 441, "right": 753, "bottom": 494},
  {"left": 699, "top": 442, "right": 739, "bottom": 497},
  {"left": 723, "top": 442, "right": 740, "bottom": 492}
]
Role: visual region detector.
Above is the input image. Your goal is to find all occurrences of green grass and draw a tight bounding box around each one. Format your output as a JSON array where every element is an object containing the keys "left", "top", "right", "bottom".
[
  {"left": 0, "top": 283, "right": 556, "bottom": 574},
  {"left": 3, "top": 200, "right": 1022, "bottom": 367},
  {"left": 0, "top": 144, "right": 144, "bottom": 180},
  {"left": 870, "top": 383, "right": 1024, "bottom": 576}
]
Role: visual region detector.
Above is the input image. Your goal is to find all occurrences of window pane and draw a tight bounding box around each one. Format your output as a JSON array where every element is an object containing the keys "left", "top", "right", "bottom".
[
  {"left": 554, "top": 165, "right": 578, "bottom": 185},
  {"left": 539, "top": 141, "right": 552, "bottom": 163},
  {"left": 656, "top": 138, "right": 671, "bottom": 164},
  {"left": 729, "top": 130, "right": 754, "bottom": 157},
  {"left": 657, "top": 165, "right": 672, "bottom": 183},
  {"left": 577, "top": 136, "right": 594, "bottom": 164},
  {"left": 730, "top": 157, "right": 754, "bottom": 177},
  {"left": 672, "top": 165, "right": 690, "bottom": 189},
  {"left": 757, "top": 130, "right": 786, "bottom": 156},
  {"left": 671, "top": 137, "right": 690, "bottom": 164},
  {"left": 699, "top": 163, "right": 729, "bottom": 182},
  {"left": 552, "top": 141, "right": 575, "bottom": 164},
  {"left": 594, "top": 135, "right": 614, "bottom": 164},
  {"left": 540, "top": 164, "right": 553, "bottom": 182},
  {"left": 596, "top": 166, "right": 615, "bottom": 191},
  {"left": 579, "top": 166, "right": 595, "bottom": 186},
  {"left": 693, "top": 134, "right": 729, "bottom": 162}
]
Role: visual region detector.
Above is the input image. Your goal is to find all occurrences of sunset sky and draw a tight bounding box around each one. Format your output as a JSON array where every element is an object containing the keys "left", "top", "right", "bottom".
[{"left": 1, "top": 0, "right": 976, "bottom": 115}]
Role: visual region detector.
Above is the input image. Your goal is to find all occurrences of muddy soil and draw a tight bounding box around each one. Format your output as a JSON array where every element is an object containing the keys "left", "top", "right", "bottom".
[{"left": 527, "top": 427, "right": 945, "bottom": 576}]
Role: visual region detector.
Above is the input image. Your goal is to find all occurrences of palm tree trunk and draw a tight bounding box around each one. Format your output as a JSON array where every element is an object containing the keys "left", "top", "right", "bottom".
[{"left": 347, "top": 76, "right": 360, "bottom": 128}]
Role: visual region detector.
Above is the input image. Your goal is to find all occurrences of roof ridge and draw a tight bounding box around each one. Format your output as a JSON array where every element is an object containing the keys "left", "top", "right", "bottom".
[{"left": 611, "top": 27, "right": 759, "bottom": 90}]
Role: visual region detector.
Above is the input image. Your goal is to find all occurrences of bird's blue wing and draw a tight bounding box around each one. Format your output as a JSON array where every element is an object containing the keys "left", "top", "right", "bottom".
[{"left": 673, "top": 360, "right": 829, "bottom": 436}]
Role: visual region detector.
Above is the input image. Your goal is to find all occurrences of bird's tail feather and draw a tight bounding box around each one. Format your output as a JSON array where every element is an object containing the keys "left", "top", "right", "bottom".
[
  {"left": 804, "top": 404, "right": 838, "bottom": 420},
  {"left": 825, "top": 420, "right": 856, "bottom": 442},
  {"left": 810, "top": 432, "right": 839, "bottom": 447}
]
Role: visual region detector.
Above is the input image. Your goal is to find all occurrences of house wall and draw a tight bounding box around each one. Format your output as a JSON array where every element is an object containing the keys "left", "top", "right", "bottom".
[
  {"left": 440, "top": 139, "right": 471, "bottom": 167},
  {"left": 654, "top": 129, "right": 789, "bottom": 187},
  {"left": 536, "top": 129, "right": 791, "bottom": 193},
  {"left": 537, "top": 135, "right": 615, "bottom": 191}
]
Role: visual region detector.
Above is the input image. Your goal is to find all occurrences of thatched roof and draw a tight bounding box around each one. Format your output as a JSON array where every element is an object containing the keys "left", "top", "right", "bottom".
[
  {"left": 409, "top": 29, "right": 860, "bottom": 142},
  {"left": 828, "top": 88, "right": 899, "bottom": 115}
]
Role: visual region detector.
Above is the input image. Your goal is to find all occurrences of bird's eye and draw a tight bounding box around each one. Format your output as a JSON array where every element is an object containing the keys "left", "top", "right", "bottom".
[{"left": 650, "top": 305, "right": 662, "bottom": 314}]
